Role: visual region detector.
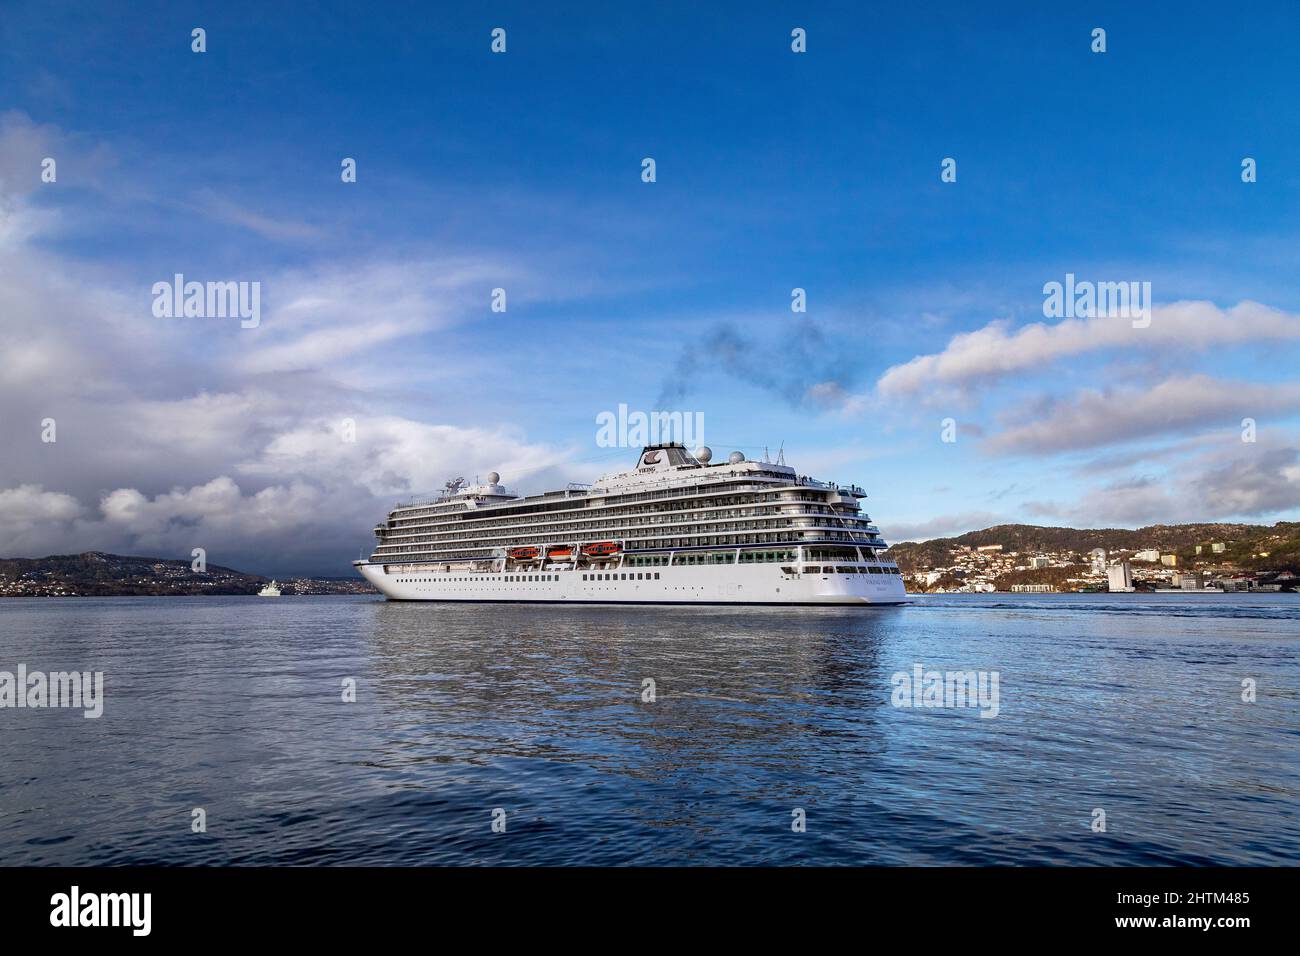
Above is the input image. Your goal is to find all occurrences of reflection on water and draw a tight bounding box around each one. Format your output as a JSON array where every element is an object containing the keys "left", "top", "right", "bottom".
[
  {"left": 362, "top": 603, "right": 893, "bottom": 864},
  {"left": 1, "top": 594, "right": 1296, "bottom": 864}
]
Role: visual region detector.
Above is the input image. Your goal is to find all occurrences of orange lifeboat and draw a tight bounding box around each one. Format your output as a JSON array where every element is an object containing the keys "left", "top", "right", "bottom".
[
  {"left": 507, "top": 547, "right": 540, "bottom": 560},
  {"left": 582, "top": 542, "right": 620, "bottom": 557},
  {"left": 547, "top": 546, "right": 573, "bottom": 559}
]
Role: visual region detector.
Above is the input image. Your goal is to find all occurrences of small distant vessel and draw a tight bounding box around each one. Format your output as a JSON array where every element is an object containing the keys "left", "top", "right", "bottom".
[{"left": 258, "top": 580, "right": 282, "bottom": 597}]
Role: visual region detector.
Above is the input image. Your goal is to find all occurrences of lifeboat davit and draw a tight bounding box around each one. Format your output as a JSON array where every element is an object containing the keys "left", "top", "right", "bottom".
[
  {"left": 582, "top": 542, "right": 620, "bottom": 557},
  {"left": 507, "top": 547, "right": 540, "bottom": 560}
]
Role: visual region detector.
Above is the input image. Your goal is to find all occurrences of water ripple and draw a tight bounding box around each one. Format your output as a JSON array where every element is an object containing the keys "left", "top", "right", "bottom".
[{"left": 0, "top": 593, "right": 1296, "bottom": 865}]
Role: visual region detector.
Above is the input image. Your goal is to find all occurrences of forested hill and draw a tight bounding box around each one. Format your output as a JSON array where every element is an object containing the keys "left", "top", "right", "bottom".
[
  {"left": 0, "top": 551, "right": 266, "bottom": 596},
  {"left": 886, "top": 522, "right": 1300, "bottom": 572}
]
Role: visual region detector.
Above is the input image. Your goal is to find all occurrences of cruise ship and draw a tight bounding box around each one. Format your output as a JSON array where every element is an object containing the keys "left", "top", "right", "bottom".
[{"left": 353, "top": 443, "right": 907, "bottom": 605}]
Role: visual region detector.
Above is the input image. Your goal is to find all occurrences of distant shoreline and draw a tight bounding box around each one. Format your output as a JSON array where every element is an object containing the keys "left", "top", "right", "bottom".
[
  {"left": 0, "top": 551, "right": 375, "bottom": 598},
  {"left": 909, "top": 590, "right": 1295, "bottom": 596},
  {"left": 0, "top": 592, "right": 378, "bottom": 599},
  {"left": 4, "top": 590, "right": 1294, "bottom": 601}
]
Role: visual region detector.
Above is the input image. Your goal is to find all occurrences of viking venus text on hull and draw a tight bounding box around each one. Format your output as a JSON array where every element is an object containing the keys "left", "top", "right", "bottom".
[{"left": 354, "top": 444, "right": 907, "bottom": 605}]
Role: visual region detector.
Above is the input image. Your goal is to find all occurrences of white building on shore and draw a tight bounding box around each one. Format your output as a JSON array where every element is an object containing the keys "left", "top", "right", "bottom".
[{"left": 1107, "top": 561, "right": 1135, "bottom": 593}]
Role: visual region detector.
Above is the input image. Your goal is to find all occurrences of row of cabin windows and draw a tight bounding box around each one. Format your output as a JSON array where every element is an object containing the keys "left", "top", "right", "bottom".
[
  {"left": 381, "top": 519, "right": 872, "bottom": 547},
  {"left": 396, "top": 565, "right": 898, "bottom": 583},
  {"left": 384, "top": 530, "right": 873, "bottom": 561},
  {"left": 395, "top": 561, "right": 897, "bottom": 585},
  {"left": 382, "top": 527, "right": 788, "bottom": 550},
  {"left": 386, "top": 511, "right": 864, "bottom": 539},
  {"left": 805, "top": 547, "right": 873, "bottom": 561},
  {"left": 397, "top": 575, "right": 559, "bottom": 583},
  {"left": 740, "top": 550, "right": 798, "bottom": 563},
  {"left": 674, "top": 552, "right": 733, "bottom": 566},
  {"left": 388, "top": 491, "right": 837, "bottom": 529},
  {"left": 382, "top": 502, "right": 875, "bottom": 541},
  {"left": 798, "top": 566, "right": 902, "bottom": 575},
  {"left": 624, "top": 550, "right": 797, "bottom": 567},
  {"left": 377, "top": 530, "right": 875, "bottom": 561}
]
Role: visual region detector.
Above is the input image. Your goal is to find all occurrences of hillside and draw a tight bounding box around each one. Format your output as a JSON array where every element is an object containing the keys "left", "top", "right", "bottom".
[
  {"left": 0, "top": 551, "right": 377, "bottom": 597},
  {"left": 0, "top": 551, "right": 267, "bottom": 596},
  {"left": 887, "top": 522, "right": 1300, "bottom": 574}
]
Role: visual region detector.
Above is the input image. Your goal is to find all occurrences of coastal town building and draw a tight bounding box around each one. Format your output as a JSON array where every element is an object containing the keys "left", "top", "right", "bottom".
[{"left": 899, "top": 532, "right": 1293, "bottom": 595}]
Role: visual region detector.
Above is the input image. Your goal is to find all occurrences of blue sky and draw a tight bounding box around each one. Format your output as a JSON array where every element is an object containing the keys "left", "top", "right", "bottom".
[{"left": 2, "top": 1, "right": 1299, "bottom": 574}]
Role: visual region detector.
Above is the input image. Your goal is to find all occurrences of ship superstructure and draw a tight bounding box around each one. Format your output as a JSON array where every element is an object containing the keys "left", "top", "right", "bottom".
[{"left": 353, "top": 444, "right": 906, "bottom": 605}]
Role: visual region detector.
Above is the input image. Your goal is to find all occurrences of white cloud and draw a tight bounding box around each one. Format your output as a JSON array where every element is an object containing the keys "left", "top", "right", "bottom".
[
  {"left": 878, "top": 300, "right": 1300, "bottom": 397},
  {"left": 0, "top": 484, "right": 84, "bottom": 523},
  {"left": 1026, "top": 440, "right": 1300, "bottom": 527},
  {"left": 99, "top": 476, "right": 325, "bottom": 541},
  {"left": 986, "top": 375, "right": 1300, "bottom": 454},
  {"left": 241, "top": 417, "right": 576, "bottom": 498},
  {"left": 1190, "top": 446, "right": 1300, "bottom": 517},
  {"left": 197, "top": 193, "right": 326, "bottom": 243},
  {"left": 0, "top": 111, "right": 60, "bottom": 201},
  {"left": 235, "top": 256, "right": 519, "bottom": 375},
  {"left": 805, "top": 381, "right": 874, "bottom": 417},
  {"left": 0, "top": 117, "right": 578, "bottom": 573},
  {"left": 879, "top": 511, "right": 1009, "bottom": 544},
  {"left": 0, "top": 485, "right": 86, "bottom": 557},
  {"left": 5, "top": 110, "right": 1298, "bottom": 572}
]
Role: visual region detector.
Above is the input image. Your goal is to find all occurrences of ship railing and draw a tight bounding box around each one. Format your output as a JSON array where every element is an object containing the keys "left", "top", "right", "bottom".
[
  {"left": 373, "top": 527, "right": 884, "bottom": 563},
  {"left": 395, "top": 480, "right": 841, "bottom": 522},
  {"left": 394, "top": 494, "right": 455, "bottom": 510},
  {"left": 374, "top": 515, "right": 883, "bottom": 554},
  {"left": 396, "top": 477, "right": 866, "bottom": 513},
  {"left": 395, "top": 486, "right": 518, "bottom": 510},
  {"left": 592, "top": 480, "right": 802, "bottom": 502},
  {"left": 792, "top": 477, "right": 867, "bottom": 496},
  {"left": 381, "top": 522, "right": 859, "bottom": 547}
]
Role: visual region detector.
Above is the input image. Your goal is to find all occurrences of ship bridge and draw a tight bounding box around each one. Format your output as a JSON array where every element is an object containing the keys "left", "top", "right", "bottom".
[{"left": 592, "top": 443, "right": 797, "bottom": 494}]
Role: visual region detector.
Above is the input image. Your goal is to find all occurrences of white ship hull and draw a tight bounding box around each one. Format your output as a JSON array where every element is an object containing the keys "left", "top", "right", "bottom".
[
  {"left": 355, "top": 443, "right": 909, "bottom": 606},
  {"left": 355, "top": 560, "right": 907, "bottom": 606}
]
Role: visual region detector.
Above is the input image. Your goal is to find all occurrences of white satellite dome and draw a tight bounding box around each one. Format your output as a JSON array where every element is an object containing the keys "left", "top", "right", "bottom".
[
  {"left": 487, "top": 472, "right": 500, "bottom": 484},
  {"left": 728, "top": 451, "right": 745, "bottom": 464},
  {"left": 694, "top": 446, "right": 713, "bottom": 463}
]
